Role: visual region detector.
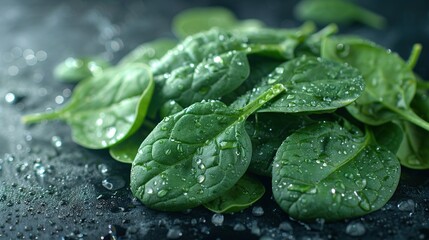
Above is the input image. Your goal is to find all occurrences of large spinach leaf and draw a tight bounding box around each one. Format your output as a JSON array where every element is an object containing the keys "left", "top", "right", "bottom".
[
  {"left": 203, "top": 174, "right": 265, "bottom": 213},
  {"left": 322, "top": 37, "right": 429, "bottom": 131},
  {"left": 130, "top": 84, "right": 284, "bottom": 211},
  {"left": 22, "top": 63, "right": 154, "bottom": 149},
  {"left": 232, "top": 55, "right": 364, "bottom": 113},
  {"left": 272, "top": 120, "right": 400, "bottom": 220}
]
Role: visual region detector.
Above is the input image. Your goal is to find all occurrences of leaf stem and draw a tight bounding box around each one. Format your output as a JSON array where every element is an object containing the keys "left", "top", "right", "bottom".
[
  {"left": 240, "top": 84, "right": 285, "bottom": 118},
  {"left": 358, "top": 9, "right": 386, "bottom": 29},
  {"left": 407, "top": 43, "right": 422, "bottom": 70},
  {"left": 21, "top": 111, "right": 61, "bottom": 124},
  {"left": 395, "top": 109, "right": 429, "bottom": 132}
]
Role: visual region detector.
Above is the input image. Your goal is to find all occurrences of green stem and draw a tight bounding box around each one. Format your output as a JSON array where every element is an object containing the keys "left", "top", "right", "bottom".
[
  {"left": 395, "top": 108, "right": 429, "bottom": 132},
  {"left": 407, "top": 43, "right": 422, "bottom": 70},
  {"left": 245, "top": 43, "right": 285, "bottom": 57},
  {"left": 21, "top": 111, "right": 62, "bottom": 124},
  {"left": 358, "top": 9, "right": 386, "bottom": 29},
  {"left": 240, "top": 84, "right": 285, "bottom": 118}
]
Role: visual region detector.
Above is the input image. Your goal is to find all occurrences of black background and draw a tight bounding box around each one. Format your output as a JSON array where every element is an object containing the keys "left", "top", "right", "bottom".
[{"left": 1, "top": 0, "right": 429, "bottom": 239}]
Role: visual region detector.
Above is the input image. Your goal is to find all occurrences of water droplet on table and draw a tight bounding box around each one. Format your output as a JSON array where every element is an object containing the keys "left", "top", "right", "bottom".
[
  {"left": 345, "top": 221, "right": 366, "bottom": 236},
  {"left": 252, "top": 206, "right": 264, "bottom": 216},
  {"left": 397, "top": 199, "right": 415, "bottom": 212},
  {"left": 102, "top": 176, "right": 125, "bottom": 191},
  {"left": 211, "top": 213, "right": 224, "bottom": 226}
]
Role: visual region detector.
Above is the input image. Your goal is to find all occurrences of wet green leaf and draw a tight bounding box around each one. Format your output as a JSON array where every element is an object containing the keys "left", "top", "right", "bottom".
[
  {"left": 203, "top": 174, "right": 265, "bottom": 213},
  {"left": 54, "top": 57, "right": 110, "bottom": 83},
  {"left": 272, "top": 120, "right": 400, "bottom": 220},
  {"left": 322, "top": 37, "right": 429, "bottom": 131},
  {"left": 130, "top": 85, "right": 284, "bottom": 211},
  {"left": 232, "top": 55, "right": 364, "bottom": 114},
  {"left": 23, "top": 64, "right": 154, "bottom": 149}
]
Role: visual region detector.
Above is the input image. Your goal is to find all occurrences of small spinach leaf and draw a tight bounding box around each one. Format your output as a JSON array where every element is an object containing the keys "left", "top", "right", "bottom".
[
  {"left": 119, "top": 39, "right": 177, "bottom": 65},
  {"left": 295, "top": 0, "right": 386, "bottom": 29},
  {"left": 322, "top": 37, "right": 429, "bottom": 131},
  {"left": 203, "top": 174, "right": 265, "bottom": 213},
  {"left": 172, "top": 7, "right": 263, "bottom": 39},
  {"left": 397, "top": 122, "right": 429, "bottom": 169},
  {"left": 272, "top": 120, "right": 400, "bottom": 220},
  {"left": 232, "top": 55, "right": 364, "bottom": 113},
  {"left": 22, "top": 63, "right": 154, "bottom": 149},
  {"left": 396, "top": 91, "right": 429, "bottom": 169},
  {"left": 130, "top": 84, "right": 284, "bottom": 211},
  {"left": 54, "top": 57, "right": 110, "bottom": 83}
]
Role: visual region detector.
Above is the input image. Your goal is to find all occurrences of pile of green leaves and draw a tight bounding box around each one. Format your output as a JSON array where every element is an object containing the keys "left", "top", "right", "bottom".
[{"left": 23, "top": 7, "right": 429, "bottom": 221}]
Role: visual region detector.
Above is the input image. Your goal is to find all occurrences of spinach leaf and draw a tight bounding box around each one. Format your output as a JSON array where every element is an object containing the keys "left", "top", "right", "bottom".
[
  {"left": 54, "top": 57, "right": 110, "bottom": 83},
  {"left": 152, "top": 26, "right": 316, "bottom": 108},
  {"left": 272, "top": 120, "right": 400, "bottom": 220},
  {"left": 397, "top": 122, "right": 429, "bottom": 169},
  {"left": 151, "top": 29, "right": 251, "bottom": 108},
  {"left": 232, "top": 55, "right": 364, "bottom": 113},
  {"left": 370, "top": 122, "right": 403, "bottom": 154},
  {"left": 246, "top": 113, "right": 314, "bottom": 176},
  {"left": 130, "top": 84, "right": 285, "bottom": 211},
  {"left": 159, "top": 50, "right": 250, "bottom": 107},
  {"left": 294, "top": 0, "right": 386, "bottom": 29},
  {"left": 203, "top": 174, "right": 265, "bottom": 213},
  {"left": 22, "top": 63, "right": 154, "bottom": 149},
  {"left": 322, "top": 37, "right": 429, "bottom": 131},
  {"left": 172, "top": 7, "right": 263, "bottom": 39},
  {"left": 396, "top": 91, "right": 429, "bottom": 169},
  {"left": 119, "top": 39, "right": 177, "bottom": 65}
]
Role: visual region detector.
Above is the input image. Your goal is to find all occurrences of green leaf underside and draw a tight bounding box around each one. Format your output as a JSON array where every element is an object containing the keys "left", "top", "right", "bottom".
[
  {"left": 232, "top": 55, "right": 364, "bottom": 113},
  {"left": 294, "top": 0, "right": 386, "bottom": 29},
  {"left": 322, "top": 37, "right": 429, "bottom": 132},
  {"left": 130, "top": 84, "right": 284, "bottom": 211},
  {"left": 246, "top": 113, "right": 315, "bottom": 176},
  {"left": 272, "top": 121, "right": 400, "bottom": 220},
  {"left": 23, "top": 64, "right": 154, "bottom": 149},
  {"left": 203, "top": 174, "right": 265, "bottom": 213}
]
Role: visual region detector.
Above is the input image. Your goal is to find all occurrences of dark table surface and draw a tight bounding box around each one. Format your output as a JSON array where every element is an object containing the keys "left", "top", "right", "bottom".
[{"left": 1, "top": 0, "right": 429, "bottom": 239}]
